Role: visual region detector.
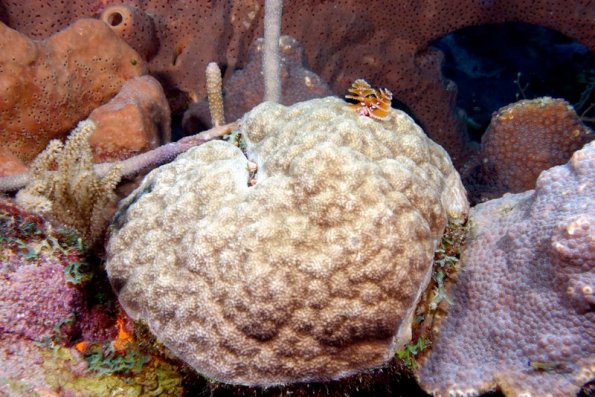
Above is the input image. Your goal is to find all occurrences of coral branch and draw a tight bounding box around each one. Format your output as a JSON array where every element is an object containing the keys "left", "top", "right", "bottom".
[
  {"left": 0, "top": 122, "right": 239, "bottom": 193},
  {"left": 205, "top": 62, "right": 225, "bottom": 127},
  {"left": 15, "top": 120, "right": 122, "bottom": 246},
  {"left": 96, "top": 121, "right": 238, "bottom": 179}
]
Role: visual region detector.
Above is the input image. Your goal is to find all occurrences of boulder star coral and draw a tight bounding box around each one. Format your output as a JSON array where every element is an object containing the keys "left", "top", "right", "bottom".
[{"left": 106, "top": 97, "right": 468, "bottom": 386}]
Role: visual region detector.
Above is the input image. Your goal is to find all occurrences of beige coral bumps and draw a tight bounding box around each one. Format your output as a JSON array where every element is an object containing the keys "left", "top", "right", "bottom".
[
  {"left": 417, "top": 141, "right": 595, "bottom": 397},
  {"left": 106, "top": 97, "right": 468, "bottom": 386}
]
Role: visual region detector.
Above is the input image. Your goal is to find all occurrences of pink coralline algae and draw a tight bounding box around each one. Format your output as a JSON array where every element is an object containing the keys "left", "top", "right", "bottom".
[
  {"left": 417, "top": 141, "right": 595, "bottom": 397},
  {"left": 0, "top": 198, "right": 86, "bottom": 343}
]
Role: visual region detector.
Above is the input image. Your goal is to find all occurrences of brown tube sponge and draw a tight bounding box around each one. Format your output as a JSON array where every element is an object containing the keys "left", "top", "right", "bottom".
[
  {"left": 0, "top": 19, "right": 146, "bottom": 169},
  {"left": 100, "top": 5, "right": 157, "bottom": 61}
]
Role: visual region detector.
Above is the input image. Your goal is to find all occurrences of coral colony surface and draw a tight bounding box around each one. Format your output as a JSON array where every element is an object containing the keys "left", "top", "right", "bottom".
[{"left": 0, "top": 1, "right": 594, "bottom": 396}]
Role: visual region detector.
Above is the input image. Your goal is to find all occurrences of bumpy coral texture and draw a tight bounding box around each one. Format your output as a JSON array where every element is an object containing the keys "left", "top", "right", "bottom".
[
  {"left": 480, "top": 97, "right": 592, "bottom": 193},
  {"left": 417, "top": 142, "right": 595, "bottom": 397},
  {"left": 0, "top": 18, "right": 146, "bottom": 169},
  {"left": 106, "top": 97, "right": 468, "bottom": 386},
  {"left": 2, "top": 1, "right": 592, "bottom": 163}
]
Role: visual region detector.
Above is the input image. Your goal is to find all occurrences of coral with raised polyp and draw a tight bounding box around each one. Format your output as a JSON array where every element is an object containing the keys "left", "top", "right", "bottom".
[
  {"left": 417, "top": 142, "right": 595, "bottom": 397},
  {"left": 466, "top": 97, "right": 593, "bottom": 202},
  {"left": 106, "top": 96, "right": 468, "bottom": 386}
]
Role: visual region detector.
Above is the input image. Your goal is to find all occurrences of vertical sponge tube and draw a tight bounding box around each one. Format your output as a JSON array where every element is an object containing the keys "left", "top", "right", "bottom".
[
  {"left": 263, "top": 0, "right": 283, "bottom": 103},
  {"left": 206, "top": 62, "right": 225, "bottom": 127},
  {"left": 100, "top": 5, "right": 157, "bottom": 61}
]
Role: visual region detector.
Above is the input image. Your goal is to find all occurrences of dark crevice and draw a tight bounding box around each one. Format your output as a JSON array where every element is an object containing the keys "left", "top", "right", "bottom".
[{"left": 431, "top": 22, "right": 595, "bottom": 142}]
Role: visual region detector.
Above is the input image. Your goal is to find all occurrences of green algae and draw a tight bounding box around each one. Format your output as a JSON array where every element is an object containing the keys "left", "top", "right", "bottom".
[{"left": 41, "top": 346, "right": 184, "bottom": 396}]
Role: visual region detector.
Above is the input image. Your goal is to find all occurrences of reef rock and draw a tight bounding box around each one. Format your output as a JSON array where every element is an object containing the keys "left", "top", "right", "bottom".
[
  {"left": 418, "top": 142, "right": 595, "bottom": 396},
  {"left": 106, "top": 97, "right": 468, "bottom": 386},
  {"left": 0, "top": 198, "right": 87, "bottom": 343}
]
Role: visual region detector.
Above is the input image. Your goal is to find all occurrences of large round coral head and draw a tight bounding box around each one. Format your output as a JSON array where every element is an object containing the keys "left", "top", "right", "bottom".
[{"left": 106, "top": 97, "right": 468, "bottom": 386}]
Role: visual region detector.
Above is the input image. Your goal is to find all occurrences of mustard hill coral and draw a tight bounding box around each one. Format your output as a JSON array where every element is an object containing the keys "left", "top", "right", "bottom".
[
  {"left": 106, "top": 97, "right": 468, "bottom": 386},
  {"left": 417, "top": 142, "right": 595, "bottom": 397},
  {"left": 482, "top": 98, "right": 591, "bottom": 192},
  {"left": 464, "top": 97, "right": 593, "bottom": 203}
]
